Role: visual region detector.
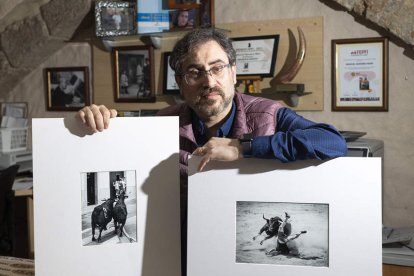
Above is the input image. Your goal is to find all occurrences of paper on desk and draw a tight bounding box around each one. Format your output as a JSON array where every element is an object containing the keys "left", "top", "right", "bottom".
[{"left": 12, "top": 177, "right": 33, "bottom": 191}]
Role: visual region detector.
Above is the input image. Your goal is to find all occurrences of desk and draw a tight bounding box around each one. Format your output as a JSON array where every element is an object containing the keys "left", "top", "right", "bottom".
[
  {"left": 13, "top": 182, "right": 33, "bottom": 259},
  {"left": 383, "top": 263, "right": 414, "bottom": 276}
]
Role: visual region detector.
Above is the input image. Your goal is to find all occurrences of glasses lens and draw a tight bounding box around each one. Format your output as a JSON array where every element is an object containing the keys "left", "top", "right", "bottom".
[{"left": 184, "top": 64, "right": 229, "bottom": 85}]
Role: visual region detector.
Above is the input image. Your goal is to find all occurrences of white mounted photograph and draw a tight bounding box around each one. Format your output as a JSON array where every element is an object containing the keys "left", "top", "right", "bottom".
[
  {"left": 33, "top": 117, "right": 181, "bottom": 276},
  {"left": 81, "top": 170, "right": 137, "bottom": 246},
  {"left": 187, "top": 156, "right": 382, "bottom": 276},
  {"left": 236, "top": 201, "right": 328, "bottom": 267}
]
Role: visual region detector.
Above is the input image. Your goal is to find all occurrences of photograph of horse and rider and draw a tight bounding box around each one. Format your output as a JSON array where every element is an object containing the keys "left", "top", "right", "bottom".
[
  {"left": 236, "top": 201, "right": 329, "bottom": 267},
  {"left": 80, "top": 171, "right": 137, "bottom": 246}
]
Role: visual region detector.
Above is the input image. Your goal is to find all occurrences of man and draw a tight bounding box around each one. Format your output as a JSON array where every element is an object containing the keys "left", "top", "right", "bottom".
[
  {"left": 265, "top": 212, "right": 306, "bottom": 256},
  {"left": 52, "top": 76, "right": 74, "bottom": 107},
  {"left": 78, "top": 27, "right": 346, "bottom": 275}
]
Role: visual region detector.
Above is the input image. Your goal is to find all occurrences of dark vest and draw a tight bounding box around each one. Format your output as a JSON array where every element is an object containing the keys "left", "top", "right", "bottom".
[{"left": 157, "top": 92, "right": 284, "bottom": 205}]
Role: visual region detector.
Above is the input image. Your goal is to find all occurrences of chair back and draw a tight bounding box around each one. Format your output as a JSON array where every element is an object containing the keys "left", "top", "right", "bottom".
[{"left": 0, "top": 165, "right": 20, "bottom": 223}]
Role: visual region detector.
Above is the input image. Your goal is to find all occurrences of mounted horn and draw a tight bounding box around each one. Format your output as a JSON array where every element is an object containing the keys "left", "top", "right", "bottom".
[{"left": 278, "top": 26, "right": 306, "bottom": 83}]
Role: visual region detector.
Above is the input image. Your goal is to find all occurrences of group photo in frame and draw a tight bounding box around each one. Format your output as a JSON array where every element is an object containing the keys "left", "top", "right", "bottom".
[
  {"left": 95, "top": 1, "right": 136, "bottom": 37},
  {"left": 163, "top": 52, "right": 180, "bottom": 94},
  {"left": 232, "top": 35, "right": 280, "bottom": 77},
  {"left": 331, "top": 37, "right": 389, "bottom": 111},
  {"left": 112, "top": 45, "right": 156, "bottom": 102},
  {"left": 45, "top": 67, "right": 89, "bottom": 111}
]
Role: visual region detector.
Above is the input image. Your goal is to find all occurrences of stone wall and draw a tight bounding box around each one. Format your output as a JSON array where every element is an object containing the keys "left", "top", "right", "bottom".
[
  {"left": 326, "top": 0, "right": 414, "bottom": 49},
  {"left": 0, "top": 0, "right": 91, "bottom": 98}
]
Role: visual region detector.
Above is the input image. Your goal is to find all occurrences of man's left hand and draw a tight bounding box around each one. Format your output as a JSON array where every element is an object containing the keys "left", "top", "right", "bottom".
[{"left": 192, "top": 137, "right": 242, "bottom": 171}]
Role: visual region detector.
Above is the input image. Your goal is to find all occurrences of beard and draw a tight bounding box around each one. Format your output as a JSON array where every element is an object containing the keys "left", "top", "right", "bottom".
[{"left": 192, "top": 86, "right": 233, "bottom": 118}]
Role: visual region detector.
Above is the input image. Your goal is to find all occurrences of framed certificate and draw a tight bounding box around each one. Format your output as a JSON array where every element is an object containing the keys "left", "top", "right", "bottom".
[
  {"left": 232, "top": 35, "right": 280, "bottom": 77},
  {"left": 332, "top": 37, "right": 389, "bottom": 111}
]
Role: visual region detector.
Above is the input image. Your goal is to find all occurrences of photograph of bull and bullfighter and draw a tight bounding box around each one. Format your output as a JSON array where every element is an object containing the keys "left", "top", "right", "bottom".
[
  {"left": 236, "top": 201, "right": 329, "bottom": 267},
  {"left": 81, "top": 171, "right": 137, "bottom": 245}
]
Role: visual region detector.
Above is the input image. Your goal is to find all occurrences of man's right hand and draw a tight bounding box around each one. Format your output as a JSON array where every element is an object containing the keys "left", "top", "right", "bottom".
[{"left": 77, "top": 104, "right": 117, "bottom": 133}]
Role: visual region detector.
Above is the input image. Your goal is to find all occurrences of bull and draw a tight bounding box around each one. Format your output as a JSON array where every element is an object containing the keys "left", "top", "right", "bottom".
[
  {"left": 91, "top": 198, "right": 115, "bottom": 242},
  {"left": 253, "top": 214, "right": 291, "bottom": 245},
  {"left": 113, "top": 193, "right": 128, "bottom": 237}
]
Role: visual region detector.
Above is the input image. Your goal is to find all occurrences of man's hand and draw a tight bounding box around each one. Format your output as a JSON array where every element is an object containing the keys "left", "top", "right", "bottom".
[
  {"left": 77, "top": 104, "right": 117, "bottom": 133},
  {"left": 192, "top": 137, "right": 242, "bottom": 172}
]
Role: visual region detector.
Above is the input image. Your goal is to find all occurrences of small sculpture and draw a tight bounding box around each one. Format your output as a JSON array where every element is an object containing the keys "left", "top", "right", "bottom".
[{"left": 277, "top": 26, "right": 306, "bottom": 83}]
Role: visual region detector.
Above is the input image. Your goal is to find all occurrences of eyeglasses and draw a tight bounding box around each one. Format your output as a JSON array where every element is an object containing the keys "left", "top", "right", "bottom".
[{"left": 179, "top": 63, "right": 232, "bottom": 85}]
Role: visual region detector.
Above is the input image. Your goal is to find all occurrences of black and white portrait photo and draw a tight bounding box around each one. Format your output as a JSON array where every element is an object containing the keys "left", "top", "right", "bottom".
[
  {"left": 81, "top": 170, "right": 137, "bottom": 246},
  {"left": 46, "top": 67, "right": 89, "bottom": 111},
  {"left": 236, "top": 201, "right": 329, "bottom": 267},
  {"left": 113, "top": 46, "right": 155, "bottom": 102}
]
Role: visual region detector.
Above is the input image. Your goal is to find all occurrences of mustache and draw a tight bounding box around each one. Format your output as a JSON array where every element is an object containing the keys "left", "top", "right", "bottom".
[{"left": 198, "top": 87, "right": 225, "bottom": 98}]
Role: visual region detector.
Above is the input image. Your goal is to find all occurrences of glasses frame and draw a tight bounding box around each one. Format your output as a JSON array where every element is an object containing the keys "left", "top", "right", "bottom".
[{"left": 180, "top": 63, "right": 232, "bottom": 85}]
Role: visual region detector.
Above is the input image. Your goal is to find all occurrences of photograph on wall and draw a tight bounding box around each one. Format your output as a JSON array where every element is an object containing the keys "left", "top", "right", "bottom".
[
  {"left": 45, "top": 67, "right": 89, "bottom": 111},
  {"left": 81, "top": 170, "right": 137, "bottom": 246},
  {"left": 95, "top": 1, "right": 136, "bottom": 37},
  {"left": 236, "top": 201, "right": 328, "bottom": 267},
  {"left": 169, "top": 9, "right": 197, "bottom": 30},
  {"left": 163, "top": 52, "right": 180, "bottom": 94},
  {"left": 113, "top": 46, "right": 155, "bottom": 102},
  {"left": 199, "top": 0, "right": 214, "bottom": 27}
]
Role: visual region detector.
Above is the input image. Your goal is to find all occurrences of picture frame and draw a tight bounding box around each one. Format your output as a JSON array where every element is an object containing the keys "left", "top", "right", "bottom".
[
  {"left": 33, "top": 117, "right": 181, "bottom": 276},
  {"left": 187, "top": 156, "right": 382, "bottom": 276},
  {"left": 232, "top": 35, "right": 280, "bottom": 77},
  {"left": 112, "top": 45, "right": 156, "bottom": 103},
  {"left": 169, "top": 8, "right": 198, "bottom": 31},
  {"left": 168, "top": 0, "right": 214, "bottom": 27},
  {"left": 45, "top": 67, "right": 90, "bottom": 111},
  {"left": 198, "top": 0, "right": 214, "bottom": 27},
  {"left": 95, "top": 1, "right": 136, "bottom": 37},
  {"left": 332, "top": 37, "right": 389, "bottom": 111},
  {"left": 163, "top": 52, "right": 180, "bottom": 95}
]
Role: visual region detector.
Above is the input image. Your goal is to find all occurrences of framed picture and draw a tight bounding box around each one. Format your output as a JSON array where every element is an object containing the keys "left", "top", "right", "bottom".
[
  {"left": 163, "top": 52, "right": 180, "bottom": 94},
  {"left": 95, "top": 1, "right": 136, "bottom": 37},
  {"left": 198, "top": 0, "right": 214, "bottom": 27},
  {"left": 332, "top": 37, "right": 389, "bottom": 111},
  {"left": 33, "top": 117, "right": 181, "bottom": 276},
  {"left": 232, "top": 35, "right": 280, "bottom": 77},
  {"left": 112, "top": 46, "right": 156, "bottom": 102},
  {"left": 45, "top": 67, "right": 89, "bottom": 111},
  {"left": 187, "top": 156, "right": 382, "bottom": 276},
  {"left": 169, "top": 9, "right": 197, "bottom": 31}
]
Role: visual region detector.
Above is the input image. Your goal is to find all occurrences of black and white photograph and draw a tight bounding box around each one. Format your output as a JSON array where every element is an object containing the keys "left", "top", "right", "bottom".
[
  {"left": 81, "top": 170, "right": 137, "bottom": 246},
  {"left": 95, "top": 1, "right": 136, "bottom": 37},
  {"left": 163, "top": 52, "right": 180, "bottom": 94},
  {"left": 113, "top": 46, "right": 155, "bottom": 102},
  {"left": 236, "top": 201, "right": 329, "bottom": 267},
  {"left": 45, "top": 67, "right": 89, "bottom": 111}
]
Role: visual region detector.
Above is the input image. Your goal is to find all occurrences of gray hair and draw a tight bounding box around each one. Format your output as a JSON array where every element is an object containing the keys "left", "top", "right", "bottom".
[{"left": 169, "top": 28, "right": 236, "bottom": 74}]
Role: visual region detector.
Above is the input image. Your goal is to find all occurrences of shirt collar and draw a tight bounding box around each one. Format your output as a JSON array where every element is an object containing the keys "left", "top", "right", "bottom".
[{"left": 192, "top": 101, "right": 236, "bottom": 145}]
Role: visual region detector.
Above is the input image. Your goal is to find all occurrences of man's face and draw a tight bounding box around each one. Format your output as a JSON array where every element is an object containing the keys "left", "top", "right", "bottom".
[{"left": 176, "top": 40, "right": 237, "bottom": 121}]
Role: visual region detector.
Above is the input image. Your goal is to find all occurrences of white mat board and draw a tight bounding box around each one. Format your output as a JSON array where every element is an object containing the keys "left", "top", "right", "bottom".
[
  {"left": 32, "top": 117, "right": 181, "bottom": 276},
  {"left": 187, "top": 156, "right": 382, "bottom": 276}
]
